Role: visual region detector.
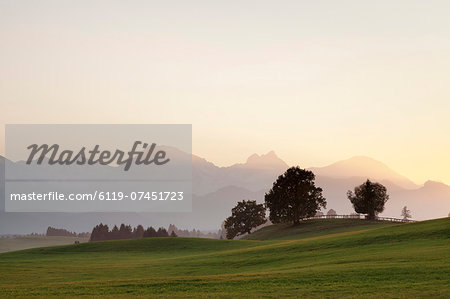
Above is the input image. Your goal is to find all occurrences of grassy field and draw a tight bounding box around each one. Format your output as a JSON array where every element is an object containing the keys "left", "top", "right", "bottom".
[
  {"left": 243, "top": 218, "right": 395, "bottom": 240},
  {"left": 0, "top": 218, "right": 448, "bottom": 298},
  {"left": 0, "top": 235, "right": 89, "bottom": 253}
]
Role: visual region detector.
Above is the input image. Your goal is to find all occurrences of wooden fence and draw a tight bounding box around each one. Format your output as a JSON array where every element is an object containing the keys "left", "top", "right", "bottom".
[{"left": 305, "top": 214, "right": 416, "bottom": 223}]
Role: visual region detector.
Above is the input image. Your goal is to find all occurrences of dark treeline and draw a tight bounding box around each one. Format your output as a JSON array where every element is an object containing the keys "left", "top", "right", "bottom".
[
  {"left": 90, "top": 223, "right": 223, "bottom": 242},
  {"left": 168, "top": 224, "right": 222, "bottom": 239},
  {"left": 46, "top": 226, "right": 90, "bottom": 238},
  {"left": 89, "top": 223, "right": 173, "bottom": 242}
]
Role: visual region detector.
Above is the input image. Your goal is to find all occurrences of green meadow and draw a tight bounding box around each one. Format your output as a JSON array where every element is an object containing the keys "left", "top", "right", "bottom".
[
  {"left": 0, "top": 236, "right": 89, "bottom": 254},
  {"left": 0, "top": 218, "right": 448, "bottom": 298}
]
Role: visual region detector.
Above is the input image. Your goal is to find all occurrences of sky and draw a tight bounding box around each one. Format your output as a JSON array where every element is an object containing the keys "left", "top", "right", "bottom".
[{"left": 1, "top": 1, "right": 450, "bottom": 185}]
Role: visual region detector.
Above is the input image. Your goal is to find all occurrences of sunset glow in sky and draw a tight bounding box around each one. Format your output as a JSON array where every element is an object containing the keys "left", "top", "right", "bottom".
[{"left": 1, "top": 1, "right": 450, "bottom": 185}]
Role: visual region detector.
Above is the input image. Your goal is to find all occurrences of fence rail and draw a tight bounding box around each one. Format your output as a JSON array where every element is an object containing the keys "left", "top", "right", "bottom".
[{"left": 304, "top": 214, "right": 416, "bottom": 223}]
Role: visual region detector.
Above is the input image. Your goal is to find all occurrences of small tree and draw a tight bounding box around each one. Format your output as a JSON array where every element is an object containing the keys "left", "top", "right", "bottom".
[
  {"left": 218, "top": 221, "right": 227, "bottom": 240},
  {"left": 224, "top": 200, "right": 266, "bottom": 239},
  {"left": 347, "top": 179, "right": 389, "bottom": 220},
  {"left": 265, "top": 167, "right": 326, "bottom": 225},
  {"left": 401, "top": 206, "right": 412, "bottom": 221},
  {"left": 326, "top": 209, "right": 337, "bottom": 218}
]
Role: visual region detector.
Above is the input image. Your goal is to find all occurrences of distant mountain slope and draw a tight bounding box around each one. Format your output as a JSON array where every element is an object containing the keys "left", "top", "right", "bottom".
[
  {"left": 309, "top": 156, "right": 418, "bottom": 190},
  {"left": 387, "top": 180, "right": 450, "bottom": 220},
  {"left": 193, "top": 186, "right": 266, "bottom": 228},
  {"left": 193, "top": 151, "right": 287, "bottom": 195}
]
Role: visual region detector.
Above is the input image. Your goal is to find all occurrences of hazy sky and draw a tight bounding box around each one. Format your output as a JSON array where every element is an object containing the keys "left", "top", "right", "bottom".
[{"left": 1, "top": 1, "right": 450, "bottom": 185}]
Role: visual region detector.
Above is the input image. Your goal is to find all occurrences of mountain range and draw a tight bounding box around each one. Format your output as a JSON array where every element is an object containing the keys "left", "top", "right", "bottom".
[{"left": 1, "top": 152, "right": 449, "bottom": 234}]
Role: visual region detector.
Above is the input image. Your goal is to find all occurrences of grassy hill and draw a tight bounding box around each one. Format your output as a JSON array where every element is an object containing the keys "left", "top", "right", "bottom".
[
  {"left": 0, "top": 235, "right": 89, "bottom": 253},
  {"left": 243, "top": 218, "right": 395, "bottom": 240},
  {"left": 0, "top": 218, "right": 448, "bottom": 298}
]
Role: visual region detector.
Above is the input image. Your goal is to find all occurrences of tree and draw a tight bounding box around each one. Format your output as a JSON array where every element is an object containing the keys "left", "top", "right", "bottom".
[
  {"left": 46, "top": 226, "right": 77, "bottom": 237},
  {"left": 168, "top": 224, "right": 178, "bottom": 236},
  {"left": 143, "top": 226, "right": 157, "bottom": 238},
  {"left": 134, "top": 225, "right": 145, "bottom": 238},
  {"left": 265, "top": 167, "right": 326, "bottom": 225},
  {"left": 347, "top": 179, "right": 389, "bottom": 220},
  {"left": 111, "top": 225, "right": 120, "bottom": 240},
  {"left": 326, "top": 209, "right": 337, "bottom": 218},
  {"left": 224, "top": 200, "right": 266, "bottom": 239},
  {"left": 119, "top": 224, "right": 133, "bottom": 239},
  {"left": 156, "top": 227, "right": 169, "bottom": 237},
  {"left": 89, "top": 223, "right": 109, "bottom": 242},
  {"left": 401, "top": 206, "right": 412, "bottom": 221},
  {"left": 170, "top": 231, "right": 178, "bottom": 237},
  {"left": 219, "top": 221, "right": 227, "bottom": 240}
]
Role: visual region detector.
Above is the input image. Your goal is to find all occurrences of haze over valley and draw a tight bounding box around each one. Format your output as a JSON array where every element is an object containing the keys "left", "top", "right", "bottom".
[{"left": 1, "top": 151, "right": 449, "bottom": 234}]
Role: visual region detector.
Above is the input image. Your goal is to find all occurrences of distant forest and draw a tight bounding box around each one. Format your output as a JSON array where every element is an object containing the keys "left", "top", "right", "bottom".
[
  {"left": 89, "top": 223, "right": 223, "bottom": 242},
  {"left": 46, "top": 226, "right": 90, "bottom": 238}
]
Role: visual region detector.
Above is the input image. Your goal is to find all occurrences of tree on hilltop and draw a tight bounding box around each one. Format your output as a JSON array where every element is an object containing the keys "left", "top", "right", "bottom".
[
  {"left": 327, "top": 209, "right": 337, "bottom": 218},
  {"left": 347, "top": 179, "right": 389, "bottom": 220},
  {"left": 224, "top": 200, "right": 266, "bottom": 239},
  {"left": 401, "top": 206, "right": 412, "bottom": 221},
  {"left": 265, "top": 167, "right": 326, "bottom": 225}
]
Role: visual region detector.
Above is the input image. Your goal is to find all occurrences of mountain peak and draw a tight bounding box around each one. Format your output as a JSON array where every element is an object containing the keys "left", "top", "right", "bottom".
[
  {"left": 233, "top": 151, "right": 288, "bottom": 170},
  {"left": 246, "top": 150, "right": 278, "bottom": 163}
]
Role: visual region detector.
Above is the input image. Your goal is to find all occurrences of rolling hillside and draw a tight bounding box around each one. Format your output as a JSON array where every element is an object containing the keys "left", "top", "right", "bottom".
[
  {"left": 0, "top": 218, "right": 448, "bottom": 297},
  {"left": 243, "top": 218, "right": 395, "bottom": 240},
  {"left": 0, "top": 235, "right": 89, "bottom": 253}
]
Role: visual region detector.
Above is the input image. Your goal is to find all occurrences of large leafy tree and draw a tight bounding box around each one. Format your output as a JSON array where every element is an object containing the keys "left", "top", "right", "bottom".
[
  {"left": 224, "top": 200, "right": 266, "bottom": 239},
  {"left": 347, "top": 179, "right": 389, "bottom": 220},
  {"left": 265, "top": 167, "right": 326, "bottom": 225}
]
